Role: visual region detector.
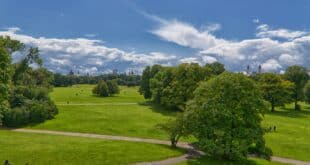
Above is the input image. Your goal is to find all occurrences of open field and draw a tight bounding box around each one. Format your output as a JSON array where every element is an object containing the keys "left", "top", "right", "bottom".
[
  {"left": 50, "top": 85, "right": 144, "bottom": 104},
  {"left": 0, "top": 130, "right": 184, "bottom": 165},
  {"left": 263, "top": 104, "right": 310, "bottom": 161},
  {"left": 23, "top": 85, "right": 310, "bottom": 164}
]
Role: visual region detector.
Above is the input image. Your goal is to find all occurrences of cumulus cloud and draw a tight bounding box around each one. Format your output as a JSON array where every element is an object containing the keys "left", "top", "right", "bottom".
[
  {"left": 256, "top": 24, "right": 307, "bottom": 40},
  {"left": 150, "top": 16, "right": 310, "bottom": 72},
  {"left": 151, "top": 19, "right": 228, "bottom": 49},
  {"left": 0, "top": 28, "right": 177, "bottom": 74}
]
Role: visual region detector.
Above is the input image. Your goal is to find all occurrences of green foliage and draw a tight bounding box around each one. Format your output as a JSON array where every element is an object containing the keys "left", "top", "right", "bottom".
[
  {"left": 53, "top": 73, "right": 141, "bottom": 87},
  {"left": 185, "top": 73, "right": 270, "bottom": 160},
  {"left": 147, "top": 63, "right": 218, "bottom": 110},
  {"left": 157, "top": 114, "right": 189, "bottom": 147},
  {"left": 256, "top": 73, "right": 294, "bottom": 111},
  {"left": 0, "top": 36, "right": 24, "bottom": 125},
  {"left": 204, "top": 62, "right": 225, "bottom": 75},
  {"left": 284, "top": 65, "right": 309, "bottom": 110},
  {"left": 139, "top": 65, "right": 162, "bottom": 99},
  {"left": 305, "top": 81, "right": 310, "bottom": 103},
  {"left": 4, "top": 86, "right": 58, "bottom": 127},
  {"left": 107, "top": 79, "right": 120, "bottom": 95},
  {"left": 0, "top": 47, "right": 11, "bottom": 125},
  {"left": 92, "top": 81, "right": 109, "bottom": 97},
  {"left": 0, "top": 36, "right": 57, "bottom": 127}
]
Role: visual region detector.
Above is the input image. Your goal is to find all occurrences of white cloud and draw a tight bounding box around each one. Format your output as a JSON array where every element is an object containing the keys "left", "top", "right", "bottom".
[
  {"left": 256, "top": 24, "right": 307, "bottom": 40},
  {"left": 179, "top": 57, "right": 200, "bottom": 64},
  {"left": 0, "top": 28, "right": 177, "bottom": 74},
  {"left": 253, "top": 18, "right": 260, "bottom": 24},
  {"left": 151, "top": 19, "right": 228, "bottom": 49},
  {"left": 150, "top": 17, "right": 310, "bottom": 72},
  {"left": 261, "top": 59, "right": 282, "bottom": 71}
]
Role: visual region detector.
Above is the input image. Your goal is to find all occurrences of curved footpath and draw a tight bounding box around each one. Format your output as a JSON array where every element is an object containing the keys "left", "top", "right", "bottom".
[{"left": 12, "top": 129, "right": 310, "bottom": 165}]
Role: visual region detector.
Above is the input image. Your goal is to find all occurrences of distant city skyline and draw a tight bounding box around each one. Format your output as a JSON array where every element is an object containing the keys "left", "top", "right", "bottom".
[{"left": 1, "top": 0, "right": 310, "bottom": 74}]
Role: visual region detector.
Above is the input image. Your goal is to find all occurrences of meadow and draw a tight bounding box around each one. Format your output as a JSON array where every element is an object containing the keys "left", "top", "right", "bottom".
[
  {"left": 3, "top": 84, "right": 310, "bottom": 164},
  {"left": 0, "top": 130, "right": 184, "bottom": 165}
]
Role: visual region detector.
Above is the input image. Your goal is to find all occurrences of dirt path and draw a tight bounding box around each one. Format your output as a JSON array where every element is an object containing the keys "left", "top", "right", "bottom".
[
  {"left": 12, "top": 129, "right": 310, "bottom": 165},
  {"left": 56, "top": 103, "right": 138, "bottom": 106}
]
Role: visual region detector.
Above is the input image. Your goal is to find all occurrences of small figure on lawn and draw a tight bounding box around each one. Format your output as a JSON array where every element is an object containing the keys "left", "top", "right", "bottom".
[
  {"left": 4, "top": 160, "right": 10, "bottom": 165},
  {"left": 273, "top": 126, "right": 277, "bottom": 132}
]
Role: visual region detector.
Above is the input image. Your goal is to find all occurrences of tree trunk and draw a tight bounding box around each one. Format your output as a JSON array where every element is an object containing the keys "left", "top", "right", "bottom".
[
  {"left": 271, "top": 104, "right": 275, "bottom": 112},
  {"left": 295, "top": 100, "right": 300, "bottom": 111}
]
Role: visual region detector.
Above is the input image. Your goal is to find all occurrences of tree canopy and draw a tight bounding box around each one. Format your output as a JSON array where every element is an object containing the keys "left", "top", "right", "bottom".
[
  {"left": 284, "top": 65, "right": 309, "bottom": 110},
  {"left": 0, "top": 36, "right": 57, "bottom": 127},
  {"left": 256, "top": 73, "right": 294, "bottom": 111},
  {"left": 184, "top": 73, "right": 271, "bottom": 160}
]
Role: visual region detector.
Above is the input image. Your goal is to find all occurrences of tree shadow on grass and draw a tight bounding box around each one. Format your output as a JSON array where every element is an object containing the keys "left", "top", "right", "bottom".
[
  {"left": 185, "top": 156, "right": 260, "bottom": 165},
  {"left": 265, "top": 106, "right": 310, "bottom": 119},
  {"left": 138, "top": 101, "right": 180, "bottom": 117}
]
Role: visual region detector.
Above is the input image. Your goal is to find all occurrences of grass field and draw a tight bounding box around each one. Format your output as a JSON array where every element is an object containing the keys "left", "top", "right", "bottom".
[
  {"left": 0, "top": 130, "right": 184, "bottom": 165},
  {"left": 262, "top": 104, "right": 310, "bottom": 161},
  {"left": 28, "top": 85, "right": 178, "bottom": 139},
  {"left": 24, "top": 85, "right": 310, "bottom": 163}
]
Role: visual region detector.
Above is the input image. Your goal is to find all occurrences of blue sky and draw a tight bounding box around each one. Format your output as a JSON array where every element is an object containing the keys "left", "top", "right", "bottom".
[{"left": 1, "top": 0, "right": 310, "bottom": 74}]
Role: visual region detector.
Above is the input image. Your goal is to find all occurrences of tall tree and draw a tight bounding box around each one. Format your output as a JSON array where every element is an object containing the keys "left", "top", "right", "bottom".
[
  {"left": 0, "top": 36, "right": 24, "bottom": 125},
  {"left": 185, "top": 73, "right": 271, "bottom": 160},
  {"left": 284, "top": 65, "right": 309, "bottom": 111},
  {"left": 257, "top": 73, "right": 294, "bottom": 112},
  {"left": 139, "top": 65, "right": 162, "bottom": 99},
  {"left": 304, "top": 81, "right": 310, "bottom": 103}
]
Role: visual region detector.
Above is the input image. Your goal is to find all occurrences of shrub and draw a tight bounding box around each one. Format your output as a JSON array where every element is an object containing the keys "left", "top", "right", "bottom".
[{"left": 92, "top": 81, "right": 109, "bottom": 97}]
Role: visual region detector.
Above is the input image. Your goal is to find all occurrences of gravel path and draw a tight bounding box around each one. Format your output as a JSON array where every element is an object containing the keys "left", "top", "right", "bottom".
[{"left": 12, "top": 128, "right": 310, "bottom": 165}]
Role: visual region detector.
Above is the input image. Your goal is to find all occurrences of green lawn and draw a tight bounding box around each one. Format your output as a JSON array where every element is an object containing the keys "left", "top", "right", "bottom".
[
  {"left": 28, "top": 104, "right": 177, "bottom": 139},
  {"left": 27, "top": 85, "right": 310, "bottom": 162},
  {"left": 50, "top": 85, "right": 144, "bottom": 104},
  {"left": 262, "top": 103, "right": 310, "bottom": 161},
  {"left": 175, "top": 156, "right": 287, "bottom": 165},
  {"left": 0, "top": 130, "right": 184, "bottom": 165}
]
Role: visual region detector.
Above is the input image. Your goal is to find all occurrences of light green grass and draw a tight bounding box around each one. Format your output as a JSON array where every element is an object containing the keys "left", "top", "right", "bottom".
[
  {"left": 50, "top": 85, "right": 144, "bottom": 104},
  {"left": 262, "top": 103, "right": 310, "bottom": 161},
  {"left": 28, "top": 104, "right": 177, "bottom": 139},
  {"left": 0, "top": 130, "right": 184, "bottom": 165},
  {"left": 174, "top": 156, "right": 287, "bottom": 165}
]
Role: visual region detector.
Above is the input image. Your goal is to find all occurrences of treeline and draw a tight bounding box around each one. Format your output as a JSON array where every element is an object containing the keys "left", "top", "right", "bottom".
[
  {"left": 53, "top": 73, "right": 141, "bottom": 87},
  {"left": 139, "top": 63, "right": 309, "bottom": 161},
  {"left": 0, "top": 36, "right": 57, "bottom": 127}
]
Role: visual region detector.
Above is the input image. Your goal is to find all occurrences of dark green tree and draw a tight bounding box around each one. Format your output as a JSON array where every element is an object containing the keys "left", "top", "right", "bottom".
[
  {"left": 93, "top": 81, "right": 109, "bottom": 97},
  {"left": 204, "top": 62, "right": 225, "bottom": 75},
  {"left": 257, "top": 73, "right": 294, "bottom": 112},
  {"left": 185, "top": 73, "right": 271, "bottom": 160},
  {"left": 139, "top": 65, "right": 162, "bottom": 99},
  {"left": 284, "top": 65, "right": 309, "bottom": 111},
  {"left": 305, "top": 81, "right": 310, "bottom": 103},
  {"left": 107, "top": 79, "right": 120, "bottom": 95}
]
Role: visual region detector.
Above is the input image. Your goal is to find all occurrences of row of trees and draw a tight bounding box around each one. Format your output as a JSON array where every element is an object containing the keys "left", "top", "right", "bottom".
[
  {"left": 140, "top": 63, "right": 309, "bottom": 161},
  {"left": 53, "top": 73, "right": 141, "bottom": 87},
  {"left": 92, "top": 80, "right": 120, "bottom": 97},
  {"left": 0, "top": 36, "right": 58, "bottom": 127},
  {"left": 139, "top": 62, "right": 225, "bottom": 110}
]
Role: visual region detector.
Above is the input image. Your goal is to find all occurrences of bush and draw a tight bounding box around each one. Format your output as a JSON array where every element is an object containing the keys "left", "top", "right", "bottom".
[
  {"left": 4, "top": 107, "right": 30, "bottom": 127},
  {"left": 107, "top": 80, "right": 120, "bottom": 95},
  {"left": 92, "top": 81, "right": 109, "bottom": 97}
]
